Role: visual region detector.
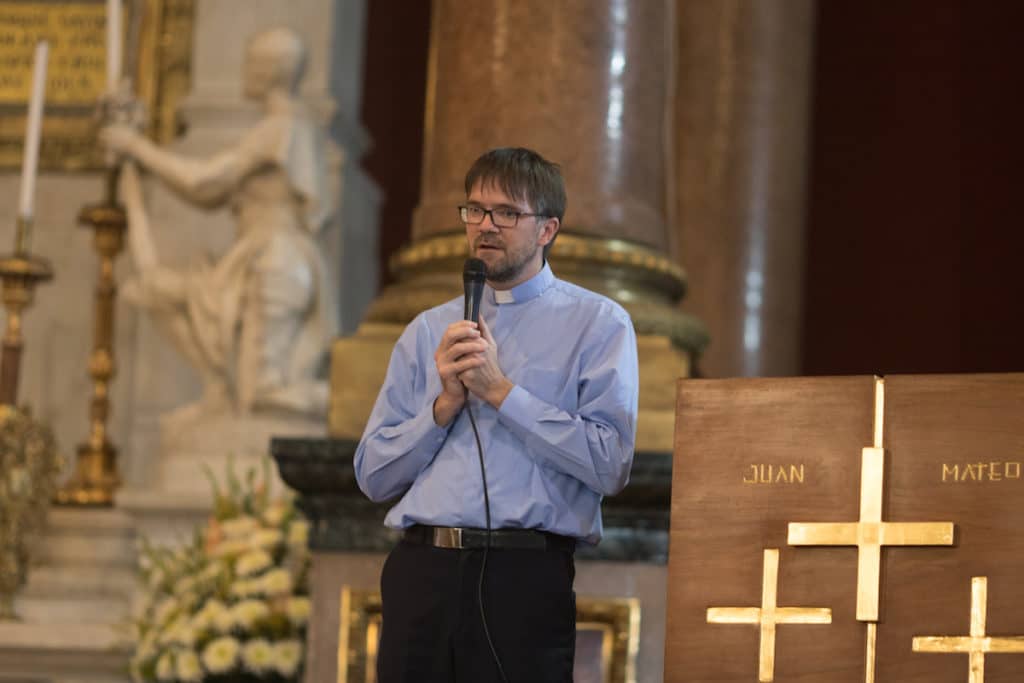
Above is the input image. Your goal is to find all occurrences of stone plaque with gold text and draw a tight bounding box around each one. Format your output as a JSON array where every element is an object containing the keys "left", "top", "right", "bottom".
[
  {"left": 0, "top": 0, "right": 193, "bottom": 170},
  {"left": 665, "top": 374, "right": 1024, "bottom": 682}
]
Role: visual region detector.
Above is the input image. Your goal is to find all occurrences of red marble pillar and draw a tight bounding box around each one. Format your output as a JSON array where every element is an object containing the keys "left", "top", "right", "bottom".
[
  {"left": 674, "top": 0, "right": 815, "bottom": 377},
  {"left": 414, "top": 0, "right": 670, "bottom": 249},
  {"left": 333, "top": 0, "right": 706, "bottom": 452}
]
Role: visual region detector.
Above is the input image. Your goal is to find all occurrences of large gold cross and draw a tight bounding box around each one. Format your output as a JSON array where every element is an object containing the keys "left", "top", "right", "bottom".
[
  {"left": 787, "top": 378, "right": 955, "bottom": 621},
  {"left": 707, "top": 548, "right": 832, "bottom": 682},
  {"left": 913, "top": 577, "right": 1024, "bottom": 683}
]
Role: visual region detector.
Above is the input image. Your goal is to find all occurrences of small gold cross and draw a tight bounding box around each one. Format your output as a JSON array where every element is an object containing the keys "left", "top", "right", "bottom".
[
  {"left": 707, "top": 548, "right": 832, "bottom": 682},
  {"left": 913, "top": 577, "right": 1024, "bottom": 683}
]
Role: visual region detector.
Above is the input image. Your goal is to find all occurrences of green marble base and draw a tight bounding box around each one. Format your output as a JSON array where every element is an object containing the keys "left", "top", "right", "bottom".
[{"left": 270, "top": 437, "right": 670, "bottom": 563}]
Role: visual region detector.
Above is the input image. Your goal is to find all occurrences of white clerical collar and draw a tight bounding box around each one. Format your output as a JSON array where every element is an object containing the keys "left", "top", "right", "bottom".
[
  {"left": 494, "top": 289, "right": 515, "bottom": 304},
  {"left": 487, "top": 262, "right": 555, "bottom": 305}
]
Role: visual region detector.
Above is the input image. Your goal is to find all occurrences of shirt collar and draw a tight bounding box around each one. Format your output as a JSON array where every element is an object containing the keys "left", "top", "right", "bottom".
[{"left": 487, "top": 262, "right": 555, "bottom": 305}]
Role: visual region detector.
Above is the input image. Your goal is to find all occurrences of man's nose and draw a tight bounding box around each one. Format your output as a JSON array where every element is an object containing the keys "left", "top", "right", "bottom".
[{"left": 479, "top": 213, "right": 499, "bottom": 232}]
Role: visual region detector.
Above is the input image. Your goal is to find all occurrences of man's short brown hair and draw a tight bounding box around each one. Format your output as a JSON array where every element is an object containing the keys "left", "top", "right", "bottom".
[{"left": 465, "top": 148, "right": 566, "bottom": 258}]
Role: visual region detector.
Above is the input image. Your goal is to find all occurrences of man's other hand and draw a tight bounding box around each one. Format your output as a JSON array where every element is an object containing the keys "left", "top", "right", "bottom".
[
  {"left": 433, "top": 321, "right": 486, "bottom": 425},
  {"left": 459, "top": 317, "right": 514, "bottom": 408}
]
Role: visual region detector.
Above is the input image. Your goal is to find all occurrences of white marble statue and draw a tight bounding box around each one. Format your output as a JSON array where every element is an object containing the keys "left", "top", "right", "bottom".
[{"left": 102, "top": 27, "right": 338, "bottom": 423}]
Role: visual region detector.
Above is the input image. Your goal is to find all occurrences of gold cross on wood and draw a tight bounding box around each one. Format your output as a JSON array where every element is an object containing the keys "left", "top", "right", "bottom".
[
  {"left": 787, "top": 377, "right": 955, "bottom": 621},
  {"left": 707, "top": 548, "right": 832, "bottom": 682},
  {"left": 913, "top": 577, "right": 1024, "bottom": 683}
]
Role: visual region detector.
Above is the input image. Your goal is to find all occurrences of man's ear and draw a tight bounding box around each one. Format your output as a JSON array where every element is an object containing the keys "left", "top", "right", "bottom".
[{"left": 538, "top": 216, "right": 560, "bottom": 246}]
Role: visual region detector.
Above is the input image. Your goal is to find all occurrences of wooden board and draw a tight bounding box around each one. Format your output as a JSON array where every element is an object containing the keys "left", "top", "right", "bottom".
[{"left": 665, "top": 374, "right": 1024, "bottom": 682}]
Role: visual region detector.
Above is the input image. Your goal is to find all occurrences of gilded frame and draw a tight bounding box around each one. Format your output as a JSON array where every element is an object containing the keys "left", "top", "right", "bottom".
[
  {"left": 337, "top": 587, "right": 640, "bottom": 683},
  {"left": 0, "top": 0, "right": 194, "bottom": 171}
]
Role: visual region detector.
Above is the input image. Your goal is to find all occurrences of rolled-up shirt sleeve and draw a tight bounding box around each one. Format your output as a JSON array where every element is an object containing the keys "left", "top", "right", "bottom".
[
  {"left": 354, "top": 316, "right": 450, "bottom": 502},
  {"left": 496, "top": 311, "right": 638, "bottom": 496}
]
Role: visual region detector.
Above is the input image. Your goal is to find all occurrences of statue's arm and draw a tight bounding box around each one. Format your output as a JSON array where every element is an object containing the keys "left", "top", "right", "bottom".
[
  {"left": 101, "top": 124, "right": 270, "bottom": 206},
  {"left": 126, "top": 135, "right": 260, "bottom": 206}
]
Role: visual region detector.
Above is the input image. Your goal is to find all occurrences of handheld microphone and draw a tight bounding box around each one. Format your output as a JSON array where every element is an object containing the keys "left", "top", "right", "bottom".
[
  {"left": 460, "top": 255, "right": 509, "bottom": 682},
  {"left": 463, "top": 257, "right": 487, "bottom": 323}
]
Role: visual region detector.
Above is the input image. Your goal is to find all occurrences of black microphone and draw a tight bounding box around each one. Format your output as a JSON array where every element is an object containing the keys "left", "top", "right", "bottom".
[
  {"left": 460, "top": 256, "right": 507, "bottom": 681},
  {"left": 463, "top": 257, "right": 487, "bottom": 323}
]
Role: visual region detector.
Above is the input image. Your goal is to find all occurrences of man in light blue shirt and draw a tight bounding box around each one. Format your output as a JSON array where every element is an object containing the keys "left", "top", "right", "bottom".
[{"left": 356, "top": 148, "right": 638, "bottom": 682}]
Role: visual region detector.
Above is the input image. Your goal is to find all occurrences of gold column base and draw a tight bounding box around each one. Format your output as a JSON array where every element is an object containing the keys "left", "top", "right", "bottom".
[
  {"left": 329, "top": 231, "right": 707, "bottom": 452},
  {"left": 636, "top": 334, "right": 690, "bottom": 452},
  {"left": 330, "top": 323, "right": 406, "bottom": 440},
  {"left": 53, "top": 441, "right": 120, "bottom": 506},
  {"left": 331, "top": 327, "right": 688, "bottom": 452},
  {"left": 0, "top": 592, "right": 17, "bottom": 621},
  {"left": 365, "top": 231, "right": 708, "bottom": 352}
]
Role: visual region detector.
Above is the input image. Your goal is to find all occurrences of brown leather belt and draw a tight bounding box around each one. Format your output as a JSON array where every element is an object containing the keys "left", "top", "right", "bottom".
[{"left": 402, "top": 524, "right": 575, "bottom": 553}]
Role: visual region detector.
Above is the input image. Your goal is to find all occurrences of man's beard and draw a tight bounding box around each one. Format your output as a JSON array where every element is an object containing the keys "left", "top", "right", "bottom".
[{"left": 473, "top": 237, "right": 539, "bottom": 283}]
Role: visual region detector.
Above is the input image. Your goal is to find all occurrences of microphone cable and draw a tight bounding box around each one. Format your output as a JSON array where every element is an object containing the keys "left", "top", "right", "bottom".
[
  {"left": 465, "top": 394, "right": 510, "bottom": 683},
  {"left": 460, "top": 258, "right": 508, "bottom": 681}
]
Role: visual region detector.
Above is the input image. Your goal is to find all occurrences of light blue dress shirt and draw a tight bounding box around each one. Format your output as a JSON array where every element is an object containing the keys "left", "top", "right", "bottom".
[{"left": 354, "top": 263, "right": 639, "bottom": 544}]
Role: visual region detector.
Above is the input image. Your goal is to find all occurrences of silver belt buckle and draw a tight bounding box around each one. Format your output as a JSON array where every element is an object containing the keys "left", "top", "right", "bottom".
[{"left": 433, "top": 526, "right": 464, "bottom": 549}]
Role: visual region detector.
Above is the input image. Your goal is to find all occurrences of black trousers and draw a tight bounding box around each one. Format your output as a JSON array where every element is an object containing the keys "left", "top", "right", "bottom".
[{"left": 377, "top": 539, "right": 576, "bottom": 683}]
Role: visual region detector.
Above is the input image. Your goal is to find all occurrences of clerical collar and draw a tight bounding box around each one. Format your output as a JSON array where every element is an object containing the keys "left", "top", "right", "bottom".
[{"left": 488, "top": 262, "right": 554, "bottom": 305}]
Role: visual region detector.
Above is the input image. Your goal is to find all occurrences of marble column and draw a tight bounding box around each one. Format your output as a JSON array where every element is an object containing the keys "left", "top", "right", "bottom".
[
  {"left": 414, "top": 0, "right": 668, "bottom": 246},
  {"left": 332, "top": 0, "right": 706, "bottom": 452},
  {"left": 673, "top": 0, "right": 815, "bottom": 377}
]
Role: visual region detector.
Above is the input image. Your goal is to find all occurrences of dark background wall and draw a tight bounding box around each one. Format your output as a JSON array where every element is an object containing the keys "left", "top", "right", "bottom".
[
  {"left": 359, "top": 1, "right": 1023, "bottom": 376},
  {"left": 802, "top": 0, "right": 1023, "bottom": 375},
  {"left": 358, "top": 0, "right": 432, "bottom": 289}
]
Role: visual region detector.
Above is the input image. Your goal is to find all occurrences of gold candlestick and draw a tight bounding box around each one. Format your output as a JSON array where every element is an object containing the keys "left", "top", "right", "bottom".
[
  {"left": 0, "top": 217, "right": 54, "bottom": 406},
  {"left": 0, "top": 219, "right": 60, "bottom": 621},
  {"left": 54, "top": 167, "right": 126, "bottom": 506}
]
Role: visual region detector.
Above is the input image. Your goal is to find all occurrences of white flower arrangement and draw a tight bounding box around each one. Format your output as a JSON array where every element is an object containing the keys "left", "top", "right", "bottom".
[
  {"left": 260, "top": 568, "right": 293, "bottom": 597},
  {"left": 249, "top": 529, "right": 284, "bottom": 552},
  {"left": 130, "top": 461, "right": 310, "bottom": 683},
  {"left": 202, "top": 636, "right": 240, "bottom": 674},
  {"left": 235, "top": 550, "right": 273, "bottom": 577},
  {"left": 176, "top": 650, "right": 203, "bottom": 683},
  {"left": 272, "top": 641, "right": 303, "bottom": 678},
  {"left": 241, "top": 639, "right": 274, "bottom": 673},
  {"left": 284, "top": 597, "right": 310, "bottom": 628}
]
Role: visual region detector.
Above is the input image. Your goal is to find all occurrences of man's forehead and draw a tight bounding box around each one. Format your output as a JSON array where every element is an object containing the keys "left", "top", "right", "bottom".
[{"left": 468, "top": 178, "right": 529, "bottom": 207}]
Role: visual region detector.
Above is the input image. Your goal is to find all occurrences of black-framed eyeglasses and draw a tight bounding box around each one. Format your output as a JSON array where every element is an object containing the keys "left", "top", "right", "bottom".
[{"left": 458, "top": 205, "right": 547, "bottom": 228}]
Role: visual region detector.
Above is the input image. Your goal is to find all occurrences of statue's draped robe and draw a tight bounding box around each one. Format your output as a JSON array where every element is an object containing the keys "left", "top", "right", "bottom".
[{"left": 125, "top": 106, "right": 339, "bottom": 414}]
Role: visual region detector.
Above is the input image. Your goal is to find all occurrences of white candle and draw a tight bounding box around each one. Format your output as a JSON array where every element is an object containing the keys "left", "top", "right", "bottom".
[
  {"left": 107, "top": 0, "right": 122, "bottom": 92},
  {"left": 18, "top": 41, "right": 49, "bottom": 220}
]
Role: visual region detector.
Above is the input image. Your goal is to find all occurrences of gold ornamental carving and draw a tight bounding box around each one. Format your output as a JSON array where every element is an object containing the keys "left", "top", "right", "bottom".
[
  {"left": 707, "top": 548, "right": 832, "bottom": 682},
  {"left": 337, "top": 586, "right": 640, "bottom": 683},
  {"left": 365, "top": 230, "right": 707, "bottom": 354},
  {"left": 0, "top": 0, "right": 195, "bottom": 171},
  {"left": 913, "top": 577, "right": 1024, "bottom": 683}
]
